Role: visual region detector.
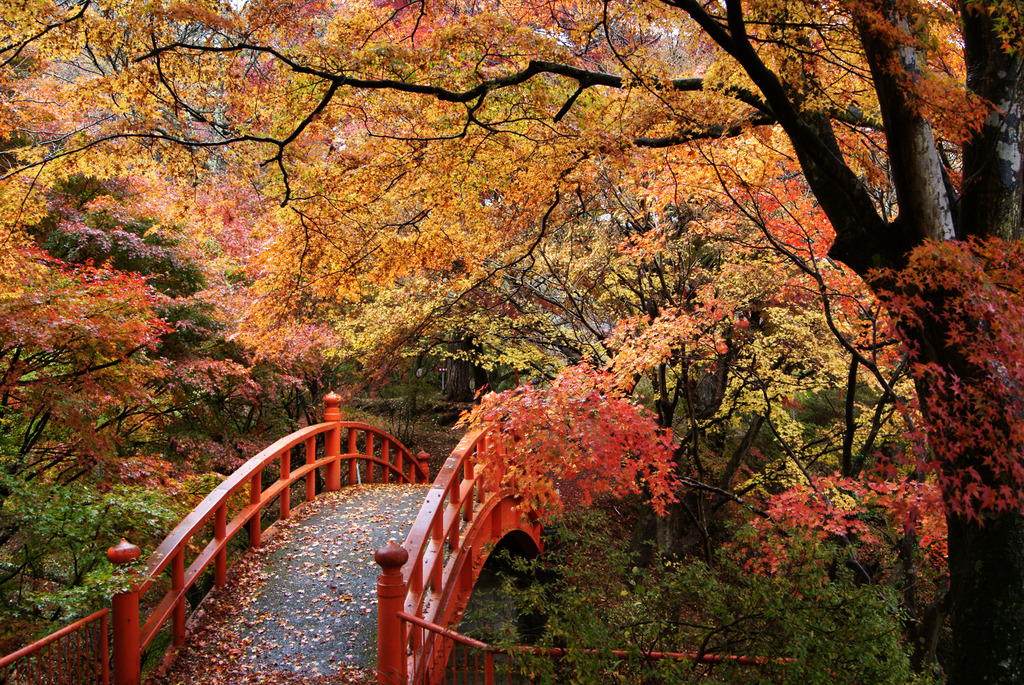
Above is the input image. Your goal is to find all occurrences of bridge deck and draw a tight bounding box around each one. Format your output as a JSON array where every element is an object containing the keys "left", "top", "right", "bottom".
[{"left": 153, "top": 483, "right": 430, "bottom": 685}]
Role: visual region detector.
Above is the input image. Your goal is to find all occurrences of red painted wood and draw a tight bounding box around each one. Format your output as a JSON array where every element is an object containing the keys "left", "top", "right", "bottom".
[
  {"left": 377, "top": 426, "right": 545, "bottom": 684},
  {"left": 348, "top": 427, "right": 358, "bottom": 485},
  {"left": 325, "top": 393, "right": 342, "bottom": 491},
  {"left": 172, "top": 551, "right": 185, "bottom": 645},
  {"left": 0, "top": 609, "right": 110, "bottom": 685},
  {"left": 398, "top": 610, "right": 788, "bottom": 685},
  {"left": 366, "top": 433, "right": 375, "bottom": 484},
  {"left": 249, "top": 469, "right": 262, "bottom": 548},
  {"left": 214, "top": 502, "right": 227, "bottom": 588},
  {"left": 108, "top": 540, "right": 141, "bottom": 685},
  {"left": 280, "top": 447, "right": 291, "bottom": 520},
  {"left": 125, "top": 398, "right": 423, "bottom": 673},
  {"left": 376, "top": 542, "right": 409, "bottom": 685}
]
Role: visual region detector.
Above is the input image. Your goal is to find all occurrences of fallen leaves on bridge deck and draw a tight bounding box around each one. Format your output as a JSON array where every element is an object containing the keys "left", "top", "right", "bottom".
[{"left": 152, "top": 484, "right": 431, "bottom": 685}]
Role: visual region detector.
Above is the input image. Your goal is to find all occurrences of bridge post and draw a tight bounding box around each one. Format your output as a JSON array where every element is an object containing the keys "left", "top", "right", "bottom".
[
  {"left": 107, "top": 539, "right": 141, "bottom": 685},
  {"left": 376, "top": 541, "right": 410, "bottom": 685},
  {"left": 324, "top": 392, "right": 342, "bottom": 491},
  {"left": 416, "top": 450, "right": 430, "bottom": 483}
]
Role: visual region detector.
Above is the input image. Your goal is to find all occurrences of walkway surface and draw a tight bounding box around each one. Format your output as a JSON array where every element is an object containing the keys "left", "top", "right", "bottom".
[{"left": 154, "top": 483, "right": 430, "bottom": 685}]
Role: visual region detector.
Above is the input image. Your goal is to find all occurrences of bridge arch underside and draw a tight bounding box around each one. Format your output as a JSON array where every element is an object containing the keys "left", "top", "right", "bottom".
[
  {"left": 490, "top": 529, "right": 542, "bottom": 562},
  {"left": 454, "top": 530, "right": 546, "bottom": 640},
  {"left": 413, "top": 494, "right": 543, "bottom": 683}
]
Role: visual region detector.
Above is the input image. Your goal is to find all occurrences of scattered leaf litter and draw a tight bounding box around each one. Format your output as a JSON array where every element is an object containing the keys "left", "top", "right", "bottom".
[{"left": 153, "top": 483, "right": 431, "bottom": 684}]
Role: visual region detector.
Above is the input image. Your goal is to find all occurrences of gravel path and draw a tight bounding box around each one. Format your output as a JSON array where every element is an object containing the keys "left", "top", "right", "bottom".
[
  {"left": 235, "top": 484, "right": 430, "bottom": 674},
  {"left": 154, "top": 483, "right": 430, "bottom": 685}
]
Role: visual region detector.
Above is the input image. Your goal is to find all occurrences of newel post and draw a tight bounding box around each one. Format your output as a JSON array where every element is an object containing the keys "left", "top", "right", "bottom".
[
  {"left": 416, "top": 450, "right": 430, "bottom": 484},
  {"left": 107, "top": 539, "right": 142, "bottom": 685},
  {"left": 324, "top": 391, "right": 342, "bottom": 491},
  {"left": 376, "top": 540, "right": 409, "bottom": 685}
]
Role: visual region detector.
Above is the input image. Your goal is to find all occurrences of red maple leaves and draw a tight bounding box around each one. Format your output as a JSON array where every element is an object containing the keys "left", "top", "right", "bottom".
[
  {"left": 464, "top": 364, "right": 678, "bottom": 515},
  {"left": 876, "top": 237, "right": 1024, "bottom": 519}
]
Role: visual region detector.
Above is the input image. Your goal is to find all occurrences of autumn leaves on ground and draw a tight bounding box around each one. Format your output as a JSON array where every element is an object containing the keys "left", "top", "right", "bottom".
[
  {"left": 152, "top": 484, "right": 431, "bottom": 685},
  {"left": 2, "top": 0, "right": 1023, "bottom": 682}
]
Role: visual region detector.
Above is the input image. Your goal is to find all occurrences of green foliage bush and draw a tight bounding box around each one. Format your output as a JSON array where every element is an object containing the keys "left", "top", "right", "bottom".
[
  {"left": 472, "top": 508, "right": 931, "bottom": 684},
  {"left": 0, "top": 476, "right": 184, "bottom": 625}
]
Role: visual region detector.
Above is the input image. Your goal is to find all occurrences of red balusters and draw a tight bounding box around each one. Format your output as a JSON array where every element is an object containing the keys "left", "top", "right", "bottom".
[
  {"left": 348, "top": 427, "right": 358, "bottom": 485},
  {"left": 366, "top": 433, "right": 375, "bottom": 483},
  {"left": 463, "top": 456, "right": 475, "bottom": 523},
  {"left": 478, "top": 438, "right": 488, "bottom": 502},
  {"left": 14, "top": 393, "right": 433, "bottom": 685},
  {"left": 485, "top": 652, "right": 495, "bottom": 685},
  {"left": 100, "top": 610, "right": 110, "bottom": 684},
  {"left": 431, "top": 508, "right": 444, "bottom": 590},
  {"left": 108, "top": 539, "right": 141, "bottom": 685},
  {"left": 448, "top": 481, "right": 461, "bottom": 551},
  {"left": 172, "top": 550, "right": 185, "bottom": 645},
  {"left": 459, "top": 543, "right": 475, "bottom": 592},
  {"left": 280, "top": 447, "right": 291, "bottom": 520},
  {"left": 249, "top": 469, "right": 262, "bottom": 548},
  {"left": 324, "top": 392, "right": 342, "bottom": 491},
  {"left": 395, "top": 441, "right": 404, "bottom": 482},
  {"left": 215, "top": 504, "right": 227, "bottom": 588},
  {"left": 431, "top": 508, "right": 443, "bottom": 544}
]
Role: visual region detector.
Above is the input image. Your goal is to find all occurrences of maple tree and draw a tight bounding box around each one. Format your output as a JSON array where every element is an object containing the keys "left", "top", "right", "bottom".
[
  {"left": 2, "top": 0, "right": 1022, "bottom": 680},
  {"left": 0, "top": 174, "right": 340, "bottom": 641}
]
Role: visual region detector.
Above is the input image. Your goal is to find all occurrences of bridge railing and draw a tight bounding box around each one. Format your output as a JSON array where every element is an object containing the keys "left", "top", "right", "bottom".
[
  {"left": 0, "top": 609, "right": 109, "bottom": 685},
  {"left": 4, "top": 393, "right": 426, "bottom": 685},
  {"left": 124, "top": 392, "right": 427, "bottom": 680},
  {"left": 397, "top": 610, "right": 784, "bottom": 684},
  {"left": 376, "top": 424, "right": 544, "bottom": 685}
]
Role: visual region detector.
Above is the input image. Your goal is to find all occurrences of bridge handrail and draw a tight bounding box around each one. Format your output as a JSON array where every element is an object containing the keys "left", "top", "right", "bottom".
[
  {"left": 397, "top": 610, "right": 790, "bottom": 681},
  {"left": 0, "top": 608, "right": 110, "bottom": 684},
  {"left": 132, "top": 394, "right": 427, "bottom": 659},
  {"left": 400, "top": 426, "right": 501, "bottom": 623},
  {"left": 0, "top": 393, "right": 428, "bottom": 685},
  {"left": 142, "top": 421, "right": 332, "bottom": 584},
  {"left": 140, "top": 418, "right": 423, "bottom": 584},
  {"left": 375, "top": 423, "right": 544, "bottom": 684}
]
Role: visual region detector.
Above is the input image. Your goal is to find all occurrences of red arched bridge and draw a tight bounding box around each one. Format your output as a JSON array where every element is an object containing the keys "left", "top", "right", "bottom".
[
  {"left": 2, "top": 394, "right": 777, "bottom": 684},
  {"left": 0, "top": 393, "right": 545, "bottom": 685}
]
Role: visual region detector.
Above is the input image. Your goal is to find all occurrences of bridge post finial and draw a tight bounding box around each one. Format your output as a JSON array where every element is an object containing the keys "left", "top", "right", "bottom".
[
  {"left": 376, "top": 540, "right": 410, "bottom": 685},
  {"left": 107, "top": 539, "right": 142, "bottom": 685},
  {"left": 324, "top": 392, "right": 342, "bottom": 491}
]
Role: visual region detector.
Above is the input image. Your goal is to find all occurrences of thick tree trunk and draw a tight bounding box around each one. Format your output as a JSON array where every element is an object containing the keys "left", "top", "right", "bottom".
[
  {"left": 947, "top": 512, "right": 1024, "bottom": 684},
  {"left": 961, "top": 4, "right": 1023, "bottom": 242},
  {"left": 445, "top": 354, "right": 474, "bottom": 402},
  {"left": 444, "top": 333, "right": 488, "bottom": 402},
  {"left": 947, "top": 13, "right": 1024, "bottom": 676},
  {"left": 904, "top": 288, "right": 1024, "bottom": 683}
]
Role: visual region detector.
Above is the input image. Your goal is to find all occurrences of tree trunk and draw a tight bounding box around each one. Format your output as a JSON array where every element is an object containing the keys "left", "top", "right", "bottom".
[
  {"left": 444, "top": 333, "right": 488, "bottom": 402},
  {"left": 947, "top": 512, "right": 1024, "bottom": 684},
  {"left": 445, "top": 353, "right": 474, "bottom": 402}
]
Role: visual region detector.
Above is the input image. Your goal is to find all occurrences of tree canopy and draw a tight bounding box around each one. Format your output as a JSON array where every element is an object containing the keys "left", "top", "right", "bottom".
[{"left": 2, "top": 0, "right": 1022, "bottom": 680}]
